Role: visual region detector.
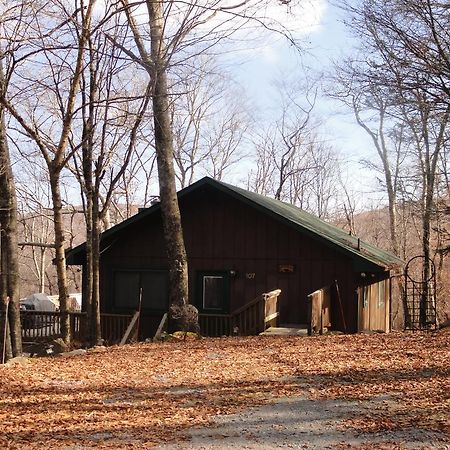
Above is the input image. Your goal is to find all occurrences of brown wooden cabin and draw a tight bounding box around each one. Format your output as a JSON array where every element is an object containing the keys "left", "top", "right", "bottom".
[{"left": 66, "top": 177, "right": 403, "bottom": 339}]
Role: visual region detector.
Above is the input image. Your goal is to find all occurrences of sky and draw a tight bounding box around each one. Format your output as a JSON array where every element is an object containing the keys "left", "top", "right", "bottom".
[
  {"left": 9, "top": 0, "right": 386, "bottom": 213},
  {"left": 227, "top": 0, "right": 385, "bottom": 208}
]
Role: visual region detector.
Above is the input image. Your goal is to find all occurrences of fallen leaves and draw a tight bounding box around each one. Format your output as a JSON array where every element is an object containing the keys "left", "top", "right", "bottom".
[{"left": 0, "top": 332, "right": 448, "bottom": 448}]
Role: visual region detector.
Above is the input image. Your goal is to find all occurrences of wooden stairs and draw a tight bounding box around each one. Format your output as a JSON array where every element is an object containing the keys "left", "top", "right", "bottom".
[{"left": 260, "top": 324, "right": 309, "bottom": 336}]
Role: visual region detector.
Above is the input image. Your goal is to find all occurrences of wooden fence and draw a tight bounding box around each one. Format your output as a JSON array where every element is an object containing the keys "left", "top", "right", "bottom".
[
  {"left": 0, "top": 311, "right": 133, "bottom": 345},
  {"left": 100, "top": 313, "right": 133, "bottom": 344},
  {"left": 1, "top": 291, "right": 281, "bottom": 344},
  {"left": 199, "top": 289, "right": 281, "bottom": 337}
]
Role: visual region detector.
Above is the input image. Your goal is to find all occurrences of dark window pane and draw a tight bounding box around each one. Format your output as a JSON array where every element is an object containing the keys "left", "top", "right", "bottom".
[
  {"left": 203, "top": 276, "right": 224, "bottom": 310},
  {"left": 114, "top": 272, "right": 140, "bottom": 309},
  {"left": 141, "top": 271, "right": 168, "bottom": 310}
]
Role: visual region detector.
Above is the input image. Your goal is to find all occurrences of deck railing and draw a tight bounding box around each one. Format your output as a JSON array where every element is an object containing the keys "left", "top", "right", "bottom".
[
  {"left": 231, "top": 296, "right": 265, "bottom": 336},
  {"left": 101, "top": 313, "right": 133, "bottom": 345},
  {"left": 231, "top": 289, "right": 281, "bottom": 336},
  {"left": 198, "top": 289, "right": 281, "bottom": 337},
  {"left": 199, "top": 313, "right": 232, "bottom": 337},
  {"left": 1, "top": 291, "right": 280, "bottom": 344},
  {"left": 20, "top": 311, "right": 66, "bottom": 340},
  {"left": 0, "top": 310, "right": 133, "bottom": 345},
  {"left": 307, "top": 285, "right": 332, "bottom": 335}
]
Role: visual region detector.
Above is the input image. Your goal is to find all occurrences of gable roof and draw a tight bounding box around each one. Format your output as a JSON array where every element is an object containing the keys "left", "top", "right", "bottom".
[{"left": 66, "top": 177, "right": 403, "bottom": 270}]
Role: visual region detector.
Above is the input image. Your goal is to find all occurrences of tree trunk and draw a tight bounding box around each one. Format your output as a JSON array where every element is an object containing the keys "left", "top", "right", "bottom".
[
  {"left": 148, "top": 0, "right": 189, "bottom": 309},
  {"left": 48, "top": 169, "right": 70, "bottom": 343},
  {"left": 91, "top": 201, "right": 101, "bottom": 345},
  {"left": 83, "top": 187, "right": 94, "bottom": 345},
  {"left": 0, "top": 74, "right": 22, "bottom": 357},
  {"left": 82, "top": 123, "right": 94, "bottom": 345}
]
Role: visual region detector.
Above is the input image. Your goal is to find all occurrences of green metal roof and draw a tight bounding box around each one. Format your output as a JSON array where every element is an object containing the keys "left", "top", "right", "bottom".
[{"left": 66, "top": 176, "right": 403, "bottom": 270}]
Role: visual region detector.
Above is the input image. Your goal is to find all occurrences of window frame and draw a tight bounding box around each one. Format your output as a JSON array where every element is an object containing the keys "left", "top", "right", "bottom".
[{"left": 197, "top": 271, "right": 230, "bottom": 314}]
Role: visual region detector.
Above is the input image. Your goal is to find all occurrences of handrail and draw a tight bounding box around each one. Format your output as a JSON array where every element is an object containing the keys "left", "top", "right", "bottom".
[
  {"left": 230, "top": 295, "right": 263, "bottom": 316},
  {"left": 230, "top": 289, "right": 281, "bottom": 317},
  {"left": 200, "top": 313, "right": 232, "bottom": 319},
  {"left": 263, "top": 289, "right": 281, "bottom": 299},
  {"left": 230, "top": 289, "right": 281, "bottom": 335},
  {"left": 232, "top": 289, "right": 281, "bottom": 316}
]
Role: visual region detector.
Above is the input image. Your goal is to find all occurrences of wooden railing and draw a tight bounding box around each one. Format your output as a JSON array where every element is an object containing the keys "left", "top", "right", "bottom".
[
  {"left": 307, "top": 285, "right": 332, "bottom": 335},
  {"left": 70, "top": 312, "right": 85, "bottom": 341},
  {"left": 0, "top": 311, "right": 133, "bottom": 345},
  {"left": 231, "top": 296, "right": 265, "bottom": 336},
  {"left": 101, "top": 313, "right": 133, "bottom": 345},
  {"left": 19, "top": 311, "right": 65, "bottom": 340},
  {"left": 199, "top": 313, "right": 231, "bottom": 337},
  {"left": 263, "top": 289, "right": 281, "bottom": 329},
  {"left": 5, "top": 291, "right": 280, "bottom": 343},
  {"left": 231, "top": 289, "right": 281, "bottom": 336},
  {"left": 198, "top": 289, "right": 281, "bottom": 337}
]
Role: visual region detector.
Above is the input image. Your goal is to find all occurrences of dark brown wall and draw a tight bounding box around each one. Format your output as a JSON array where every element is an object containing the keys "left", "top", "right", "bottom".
[{"left": 99, "top": 185, "right": 359, "bottom": 332}]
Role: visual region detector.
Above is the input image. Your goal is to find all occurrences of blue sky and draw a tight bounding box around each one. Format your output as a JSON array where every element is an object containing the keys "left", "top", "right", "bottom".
[{"left": 228, "top": 0, "right": 384, "bottom": 207}]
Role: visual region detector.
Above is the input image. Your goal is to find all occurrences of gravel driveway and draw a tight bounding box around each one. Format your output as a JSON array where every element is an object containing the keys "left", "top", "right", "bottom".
[{"left": 156, "top": 395, "right": 449, "bottom": 450}]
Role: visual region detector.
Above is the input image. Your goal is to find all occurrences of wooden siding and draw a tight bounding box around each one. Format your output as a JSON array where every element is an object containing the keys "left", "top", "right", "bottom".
[
  {"left": 97, "top": 185, "right": 363, "bottom": 336},
  {"left": 357, "top": 276, "right": 390, "bottom": 332}
]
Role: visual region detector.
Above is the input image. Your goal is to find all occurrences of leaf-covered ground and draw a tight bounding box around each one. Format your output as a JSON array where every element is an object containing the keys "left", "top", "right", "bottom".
[{"left": 0, "top": 332, "right": 449, "bottom": 449}]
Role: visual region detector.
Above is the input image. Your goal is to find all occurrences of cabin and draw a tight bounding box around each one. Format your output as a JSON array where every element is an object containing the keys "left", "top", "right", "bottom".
[{"left": 66, "top": 177, "right": 403, "bottom": 339}]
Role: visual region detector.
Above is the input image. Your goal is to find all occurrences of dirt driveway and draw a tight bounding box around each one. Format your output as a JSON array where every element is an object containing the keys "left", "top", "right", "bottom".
[{"left": 156, "top": 391, "right": 448, "bottom": 450}]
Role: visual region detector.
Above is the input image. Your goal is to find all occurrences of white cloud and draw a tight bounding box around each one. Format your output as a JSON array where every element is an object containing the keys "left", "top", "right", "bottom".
[{"left": 259, "top": 0, "right": 327, "bottom": 36}]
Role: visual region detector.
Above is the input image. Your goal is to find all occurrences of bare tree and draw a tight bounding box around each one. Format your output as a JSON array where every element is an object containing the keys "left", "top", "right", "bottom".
[
  {"left": 248, "top": 75, "right": 342, "bottom": 218},
  {"left": 171, "top": 59, "right": 251, "bottom": 187},
  {"left": 0, "top": 0, "right": 98, "bottom": 343},
  {"left": 113, "top": 0, "right": 301, "bottom": 320},
  {"left": 335, "top": 0, "right": 450, "bottom": 326},
  {"left": 330, "top": 77, "right": 404, "bottom": 255},
  {"left": 341, "top": 0, "right": 450, "bottom": 108},
  {"left": 68, "top": 14, "right": 154, "bottom": 345},
  {"left": 0, "top": 61, "right": 21, "bottom": 359}
]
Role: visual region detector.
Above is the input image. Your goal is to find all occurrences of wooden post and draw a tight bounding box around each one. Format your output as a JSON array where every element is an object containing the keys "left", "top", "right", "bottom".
[
  {"left": 119, "top": 311, "right": 140, "bottom": 346},
  {"left": 153, "top": 313, "right": 168, "bottom": 341},
  {"left": 319, "top": 290, "right": 323, "bottom": 335},
  {"left": 136, "top": 287, "right": 143, "bottom": 341}
]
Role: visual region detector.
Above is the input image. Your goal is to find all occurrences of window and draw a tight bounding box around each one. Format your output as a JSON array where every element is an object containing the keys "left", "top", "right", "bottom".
[
  {"left": 141, "top": 271, "right": 169, "bottom": 310},
  {"left": 203, "top": 276, "right": 224, "bottom": 310},
  {"left": 114, "top": 272, "right": 140, "bottom": 309},
  {"left": 113, "top": 270, "right": 168, "bottom": 311},
  {"left": 197, "top": 271, "right": 229, "bottom": 313}
]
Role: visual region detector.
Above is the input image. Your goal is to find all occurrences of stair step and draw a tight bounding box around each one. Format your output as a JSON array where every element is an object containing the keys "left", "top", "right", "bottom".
[{"left": 260, "top": 326, "right": 308, "bottom": 336}]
